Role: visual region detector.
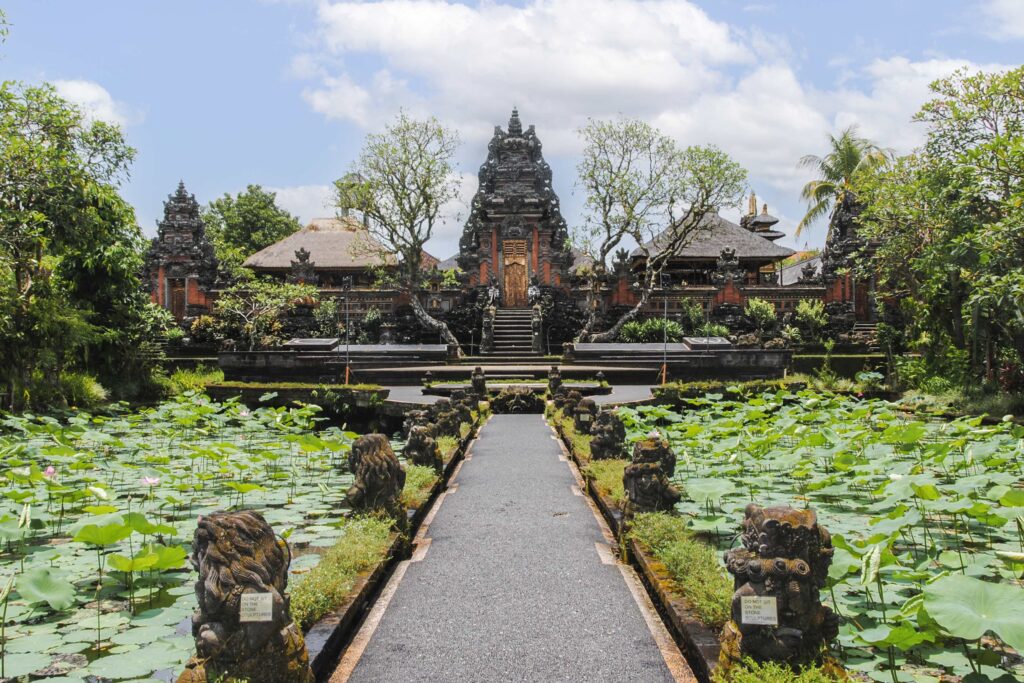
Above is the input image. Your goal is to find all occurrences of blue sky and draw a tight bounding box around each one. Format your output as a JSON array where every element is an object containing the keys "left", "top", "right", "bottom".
[{"left": 4, "top": 0, "right": 1022, "bottom": 259}]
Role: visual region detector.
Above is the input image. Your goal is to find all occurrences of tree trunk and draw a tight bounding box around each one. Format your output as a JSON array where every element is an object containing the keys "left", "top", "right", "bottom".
[
  {"left": 574, "top": 279, "right": 603, "bottom": 342},
  {"left": 590, "top": 289, "right": 651, "bottom": 342},
  {"left": 408, "top": 292, "right": 461, "bottom": 354}
]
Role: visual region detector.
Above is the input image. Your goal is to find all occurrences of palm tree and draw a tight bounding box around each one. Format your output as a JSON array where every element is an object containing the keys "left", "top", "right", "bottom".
[{"left": 796, "top": 125, "right": 890, "bottom": 236}]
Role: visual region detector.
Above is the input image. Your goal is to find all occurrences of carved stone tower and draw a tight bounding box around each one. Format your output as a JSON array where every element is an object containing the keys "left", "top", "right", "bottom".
[
  {"left": 144, "top": 181, "right": 219, "bottom": 323},
  {"left": 458, "top": 109, "right": 573, "bottom": 306}
]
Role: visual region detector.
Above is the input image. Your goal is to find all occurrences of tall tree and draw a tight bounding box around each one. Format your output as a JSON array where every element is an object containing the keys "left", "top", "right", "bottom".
[
  {"left": 334, "top": 112, "right": 462, "bottom": 348},
  {"left": 203, "top": 184, "right": 302, "bottom": 276},
  {"left": 573, "top": 117, "right": 747, "bottom": 342},
  {"left": 0, "top": 81, "right": 165, "bottom": 406},
  {"left": 856, "top": 65, "right": 1024, "bottom": 382},
  {"left": 797, "top": 125, "right": 890, "bottom": 236}
]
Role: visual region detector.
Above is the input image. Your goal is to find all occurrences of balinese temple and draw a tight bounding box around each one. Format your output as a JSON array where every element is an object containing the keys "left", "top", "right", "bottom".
[
  {"left": 143, "top": 182, "right": 219, "bottom": 323},
  {"left": 145, "top": 110, "right": 875, "bottom": 334},
  {"left": 457, "top": 108, "right": 574, "bottom": 307}
]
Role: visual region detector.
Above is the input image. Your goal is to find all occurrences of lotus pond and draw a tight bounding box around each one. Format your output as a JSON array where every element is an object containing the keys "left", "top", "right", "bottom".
[
  {"left": 0, "top": 393, "right": 369, "bottom": 681},
  {"left": 620, "top": 392, "right": 1024, "bottom": 682}
]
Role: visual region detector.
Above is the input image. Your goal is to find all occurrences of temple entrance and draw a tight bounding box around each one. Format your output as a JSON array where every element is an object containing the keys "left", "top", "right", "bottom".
[
  {"left": 502, "top": 240, "right": 528, "bottom": 307},
  {"left": 169, "top": 278, "right": 187, "bottom": 320}
]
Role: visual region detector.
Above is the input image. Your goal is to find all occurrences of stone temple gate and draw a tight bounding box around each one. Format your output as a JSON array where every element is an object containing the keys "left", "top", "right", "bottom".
[{"left": 458, "top": 109, "right": 574, "bottom": 307}]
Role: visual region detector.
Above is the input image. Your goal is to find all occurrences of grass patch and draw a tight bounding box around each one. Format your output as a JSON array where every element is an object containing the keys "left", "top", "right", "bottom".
[
  {"left": 289, "top": 515, "right": 393, "bottom": 630},
  {"left": 459, "top": 421, "right": 471, "bottom": 439},
  {"left": 712, "top": 659, "right": 841, "bottom": 683},
  {"left": 436, "top": 435, "right": 459, "bottom": 460},
  {"left": 209, "top": 381, "right": 382, "bottom": 391},
  {"left": 169, "top": 365, "right": 224, "bottom": 394},
  {"left": 400, "top": 464, "right": 439, "bottom": 509},
  {"left": 583, "top": 459, "right": 627, "bottom": 507},
  {"left": 629, "top": 512, "right": 732, "bottom": 629},
  {"left": 553, "top": 409, "right": 591, "bottom": 460}
]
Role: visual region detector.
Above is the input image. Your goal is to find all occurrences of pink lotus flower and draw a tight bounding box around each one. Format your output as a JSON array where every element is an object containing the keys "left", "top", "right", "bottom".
[
  {"left": 43, "top": 466, "right": 56, "bottom": 479},
  {"left": 141, "top": 476, "right": 160, "bottom": 487}
]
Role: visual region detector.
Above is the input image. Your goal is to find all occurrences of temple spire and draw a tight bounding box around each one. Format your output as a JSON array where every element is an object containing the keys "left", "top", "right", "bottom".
[{"left": 508, "top": 107, "right": 522, "bottom": 136}]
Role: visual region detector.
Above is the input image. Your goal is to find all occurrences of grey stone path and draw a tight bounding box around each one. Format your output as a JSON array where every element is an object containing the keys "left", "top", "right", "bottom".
[{"left": 337, "top": 414, "right": 681, "bottom": 683}]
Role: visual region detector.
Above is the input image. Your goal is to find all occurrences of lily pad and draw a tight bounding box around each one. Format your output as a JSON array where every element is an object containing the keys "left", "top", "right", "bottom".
[{"left": 923, "top": 574, "right": 1024, "bottom": 650}]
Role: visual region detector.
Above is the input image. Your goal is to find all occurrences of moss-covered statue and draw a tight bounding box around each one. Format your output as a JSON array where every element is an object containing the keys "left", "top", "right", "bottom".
[
  {"left": 177, "top": 511, "right": 313, "bottom": 683},
  {"left": 720, "top": 504, "right": 838, "bottom": 667},
  {"left": 589, "top": 410, "right": 626, "bottom": 460},
  {"left": 553, "top": 388, "right": 582, "bottom": 416},
  {"left": 622, "top": 435, "right": 680, "bottom": 521},
  {"left": 547, "top": 365, "right": 562, "bottom": 394},
  {"left": 403, "top": 408, "right": 433, "bottom": 439},
  {"left": 404, "top": 425, "right": 444, "bottom": 473},
  {"left": 346, "top": 434, "right": 407, "bottom": 529},
  {"left": 573, "top": 397, "right": 597, "bottom": 434},
  {"left": 471, "top": 366, "right": 487, "bottom": 397},
  {"left": 429, "top": 398, "right": 461, "bottom": 438}
]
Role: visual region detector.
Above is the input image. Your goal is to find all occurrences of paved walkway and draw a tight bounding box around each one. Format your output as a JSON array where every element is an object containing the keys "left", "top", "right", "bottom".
[
  {"left": 331, "top": 414, "right": 690, "bottom": 683},
  {"left": 383, "top": 384, "right": 653, "bottom": 407}
]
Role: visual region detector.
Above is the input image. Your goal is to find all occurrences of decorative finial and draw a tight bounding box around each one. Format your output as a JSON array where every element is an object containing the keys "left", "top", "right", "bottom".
[
  {"left": 762, "top": 202, "right": 769, "bottom": 215},
  {"left": 508, "top": 107, "right": 522, "bottom": 136},
  {"left": 748, "top": 192, "right": 757, "bottom": 216}
]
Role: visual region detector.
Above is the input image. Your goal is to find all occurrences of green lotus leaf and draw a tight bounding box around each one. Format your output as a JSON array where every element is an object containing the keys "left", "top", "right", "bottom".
[
  {"left": 0, "top": 652, "right": 52, "bottom": 678},
  {"left": 923, "top": 574, "right": 1024, "bottom": 650},
  {"left": 108, "top": 552, "right": 159, "bottom": 574},
  {"left": 73, "top": 521, "right": 131, "bottom": 547},
  {"left": 17, "top": 566, "right": 76, "bottom": 611}
]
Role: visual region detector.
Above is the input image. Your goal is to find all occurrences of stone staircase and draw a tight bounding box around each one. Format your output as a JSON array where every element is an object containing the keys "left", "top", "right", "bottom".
[{"left": 488, "top": 308, "right": 538, "bottom": 357}]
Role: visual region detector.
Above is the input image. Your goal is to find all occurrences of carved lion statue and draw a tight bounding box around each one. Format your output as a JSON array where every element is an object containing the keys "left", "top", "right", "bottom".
[
  {"left": 404, "top": 425, "right": 443, "bottom": 473},
  {"left": 346, "top": 434, "right": 407, "bottom": 527},
  {"left": 177, "top": 510, "right": 313, "bottom": 683}
]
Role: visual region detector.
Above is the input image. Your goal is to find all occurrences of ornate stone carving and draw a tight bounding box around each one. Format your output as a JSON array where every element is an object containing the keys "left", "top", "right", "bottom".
[
  {"left": 623, "top": 436, "right": 680, "bottom": 520},
  {"left": 552, "top": 388, "right": 582, "bottom": 417},
  {"left": 589, "top": 411, "right": 626, "bottom": 460},
  {"left": 712, "top": 247, "right": 745, "bottom": 286},
  {"left": 471, "top": 366, "right": 487, "bottom": 397},
  {"left": 430, "top": 399, "right": 461, "bottom": 438},
  {"left": 721, "top": 505, "right": 838, "bottom": 666},
  {"left": 143, "top": 181, "right": 220, "bottom": 324},
  {"left": 531, "top": 303, "right": 543, "bottom": 353},
  {"left": 287, "top": 247, "right": 318, "bottom": 285},
  {"left": 457, "top": 109, "right": 574, "bottom": 287},
  {"left": 491, "top": 387, "right": 545, "bottom": 414},
  {"left": 403, "top": 425, "right": 443, "bottom": 473},
  {"left": 177, "top": 511, "right": 313, "bottom": 683},
  {"left": 481, "top": 305, "right": 496, "bottom": 354},
  {"left": 345, "top": 434, "right": 406, "bottom": 526},
  {"left": 403, "top": 409, "right": 433, "bottom": 439},
  {"left": 547, "top": 365, "right": 562, "bottom": 394},
  {"left": 798, "top": 261, "right": 820, "bottom": 284},
  {"left": 449, "top": 390, "right": 475, "bottom": 426},
  {"left": 573, "top": 397, "right": 597, "bottom": 434}
]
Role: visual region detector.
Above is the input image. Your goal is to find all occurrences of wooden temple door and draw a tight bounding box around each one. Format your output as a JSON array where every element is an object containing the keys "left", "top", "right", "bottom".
[
  {"left": 502, "top": 240, "right": 528, "bottom": 307},
  {"left": 169, "top": 279, "right": 186, "bottom": 321}
]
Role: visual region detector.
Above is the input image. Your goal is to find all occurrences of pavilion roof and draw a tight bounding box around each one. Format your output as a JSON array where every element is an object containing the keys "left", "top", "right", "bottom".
[
  {"left": 243, "top": 217, "right": 397, "bottom": 271},
  {"left": 632, "top": 212, "right": 794, "bottom": 261}
]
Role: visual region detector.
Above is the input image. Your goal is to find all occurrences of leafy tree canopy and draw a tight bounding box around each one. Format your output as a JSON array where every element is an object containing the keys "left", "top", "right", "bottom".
[{"left": 202, "top": 184, "right": 302, "bottom": 276}]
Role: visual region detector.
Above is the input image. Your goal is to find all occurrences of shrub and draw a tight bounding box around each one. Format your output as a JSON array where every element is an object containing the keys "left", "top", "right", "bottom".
[
  {"left": 678, "top": 298, "right": 706, "bottom": 333},
  {"left": 744, "top": 298, "right": 777, "bottom": 333},
  {"left": 583, "top": 459, "right": 627, "bottom": 506},
  {"left": 400, "top": 464, "right": 439, "bottom": 509},
  {"left": 57, "top": 371, "right": 109, "bottom": 409},
  {"left": 795, "top": 300, "right": 828, "bottom": 341},
  {"left": 629, "top": 512, "right": 732, "bottom": 628},
  {"left": 189, "top": 315, "right": 222, "bottom": 344},
  {"left": 697, "top": 322, "right": 730, "bottom": 338},
  {"left": 289, "top": 515, "right": 393, "bottom": 630},
  {"left": 169, "top": 365, "right": 224, "bottom": 394},
  {"left": 781, "top": 324, "right": 802, "bottom": 346},
  {"left": 619, "top": 317, "right": 684, "bottom": 343}
]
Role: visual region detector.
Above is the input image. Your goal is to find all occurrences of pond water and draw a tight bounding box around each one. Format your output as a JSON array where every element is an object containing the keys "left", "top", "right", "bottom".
[
  {"left": 620, "top": 392, "right": 1024, "bottom": 682},
  {"left": 0, "top": 393, "right": 368, "bottom": 681}
]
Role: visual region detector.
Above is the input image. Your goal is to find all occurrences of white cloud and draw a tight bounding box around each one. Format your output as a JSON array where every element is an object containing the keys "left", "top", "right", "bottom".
[
  {"left": 52, "top": 80, "right": 138, "bottom": 127},
  {"left": 982, "top": 0, "right": 1024, "bottom": 39},
  {"left": 294, "top": 0, "right": 1014, "bottom": 247},
  {"left": 269, "top": 184, "right": 335, "bottom": 224}
]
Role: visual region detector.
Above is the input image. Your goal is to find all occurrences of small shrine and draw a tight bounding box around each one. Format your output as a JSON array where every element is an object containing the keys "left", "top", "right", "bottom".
[{"left": 143, "top": 181, "right": 219, "bottom": 323}]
